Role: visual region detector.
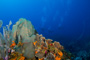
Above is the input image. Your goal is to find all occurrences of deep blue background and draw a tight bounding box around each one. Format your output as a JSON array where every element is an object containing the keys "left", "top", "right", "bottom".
[{"left": 0, "top": 0, "right": 90, "bottom": 49}]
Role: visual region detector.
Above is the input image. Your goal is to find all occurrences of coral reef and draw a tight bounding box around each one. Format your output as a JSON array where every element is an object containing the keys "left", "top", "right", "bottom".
[{"left": 0, "top": 18, "right": 73, "bottom": 60}]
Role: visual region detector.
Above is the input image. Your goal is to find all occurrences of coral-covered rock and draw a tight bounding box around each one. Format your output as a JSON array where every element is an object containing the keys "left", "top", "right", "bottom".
[{"left": 0, "top": 18, "right": 74, "bottom": 60}]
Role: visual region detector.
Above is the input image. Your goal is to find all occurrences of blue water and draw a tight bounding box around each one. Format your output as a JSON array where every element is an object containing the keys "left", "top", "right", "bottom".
[{"left": 0, "top": 0, "right": 90, "bottom": 50}]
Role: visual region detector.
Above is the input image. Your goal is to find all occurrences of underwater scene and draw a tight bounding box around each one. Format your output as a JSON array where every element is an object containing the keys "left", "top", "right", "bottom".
[{"left": 0, "top": 0, "right": 90, "bottom": 60}]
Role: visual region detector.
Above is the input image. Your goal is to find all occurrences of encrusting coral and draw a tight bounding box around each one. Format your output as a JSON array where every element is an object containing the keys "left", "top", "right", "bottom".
[{"left": 0, "top": 18, "right": 73, "bottom": 60}]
